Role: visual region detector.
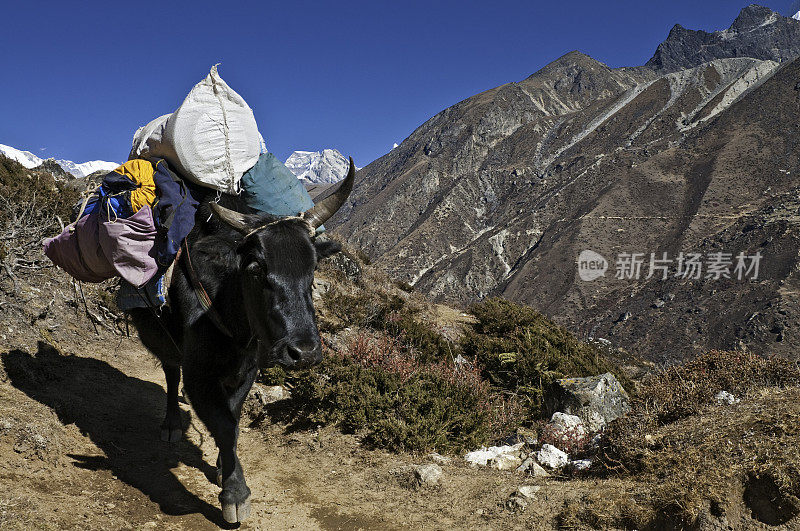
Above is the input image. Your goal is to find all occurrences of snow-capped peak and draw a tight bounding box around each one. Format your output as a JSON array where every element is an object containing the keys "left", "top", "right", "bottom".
[
  {"left": 0, "top": 143, "right": 118, "bottom": 178},
  {"left": 284, "top": 149, "right": 357, "bottom": 184},
  {"left": 793, "top": 10, "right": 800, "bottom": 21},
  {"left": 0, "top": 144, "right": 44, "bottom": 169}
]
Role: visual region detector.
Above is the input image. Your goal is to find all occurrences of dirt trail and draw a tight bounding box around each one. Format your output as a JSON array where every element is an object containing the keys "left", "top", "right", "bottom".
[{"left": 0, "top": 338, "right": 568, "bottom": 530}]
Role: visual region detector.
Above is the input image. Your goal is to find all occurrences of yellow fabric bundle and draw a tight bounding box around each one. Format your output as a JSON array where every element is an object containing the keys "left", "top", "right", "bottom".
[{"left": 112, "top": 159, "right": 156, "bottom": 212}]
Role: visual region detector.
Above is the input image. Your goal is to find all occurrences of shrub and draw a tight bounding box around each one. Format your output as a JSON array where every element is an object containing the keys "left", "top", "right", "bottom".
[
  {"left": 289, "top": 333, "right": 522, "bottom": 454},
  {"left": 461, "top": 298, "right": 628, "bottom": 419},
  {"left": 383, "top": 310, "right": 456, "bottom": 364},
  {"left": 319, "top": 289, "right": 404, "bottom": 332}
]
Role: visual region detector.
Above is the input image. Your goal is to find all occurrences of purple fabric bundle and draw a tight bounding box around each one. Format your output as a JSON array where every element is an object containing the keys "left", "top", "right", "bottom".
[{"left": 44, "top": 206, "right": 158, "bottom": 287}]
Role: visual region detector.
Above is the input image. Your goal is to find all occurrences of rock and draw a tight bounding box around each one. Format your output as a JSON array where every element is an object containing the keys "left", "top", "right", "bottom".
[
  {"left": 464, "top": 443, "right": 524, "bottom": 467},
  {"left": 243, "top": 383, "right": 290, "bottom": 420},
  {"left": 427, "top": 452, "right": 451, "bottom": 465},
  {"left": 517, "top": 457, "right": 550, "bottom": 477},
  {"left": 570, "top": 459, "right": 592, "bottom": 471},
  {"left": 548, "top": 412, "right": 587, "bottom": 438},
  {"left": 414, "top": 464, "right": 443, "bottom": 488},
  {"left": 506, "top": 495, "right": 529, "bottom": 511},
  {"left": 311, "top": 278, "right": 332, "bottom": 301},
  {"left": 507, "top": 485, "right": 541, "bottom": 511},
  {"left": 517, "top": 485, "right": 541, "bottom": 499},
  {"left": 714, "top": 390, "right": 740, "bottom": 405},
  {"left": 536, "top": 444, "right": 569, "bottom": 470},
  {"left": 544, "top": 373, "right": 630, "bottom": 432},
  {"left": 249, "top": 383, "right": 289, "bottom": 404},
  {"left": 489, "top": 453, "right": 522, "bottom": 471}
]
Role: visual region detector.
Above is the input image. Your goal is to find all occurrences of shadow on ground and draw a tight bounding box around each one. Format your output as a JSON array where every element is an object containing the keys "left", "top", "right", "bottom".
[{"left": 2, "top": 341, "right": 233, "bottom": 528}]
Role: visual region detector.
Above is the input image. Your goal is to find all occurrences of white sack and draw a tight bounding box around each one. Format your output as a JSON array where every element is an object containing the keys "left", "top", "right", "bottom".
[{"left": 130, "top": 65, "right": 262, "bottom": 194}]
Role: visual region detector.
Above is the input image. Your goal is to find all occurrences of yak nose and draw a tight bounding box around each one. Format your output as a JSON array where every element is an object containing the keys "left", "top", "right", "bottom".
[{"left": 284, "top": 341, "right": 322, "bottom": 369}]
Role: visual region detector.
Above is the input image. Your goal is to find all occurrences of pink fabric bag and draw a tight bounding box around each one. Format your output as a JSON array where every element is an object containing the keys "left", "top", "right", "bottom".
[
  {"left": 44, "top": 211, "right": 117, "bottom": 283},
  {"left": 98, "top": 206, "right": 158, "bottom": 288},
  {"left": 44, "top": 206, "right": 159, "bottom": 287}
]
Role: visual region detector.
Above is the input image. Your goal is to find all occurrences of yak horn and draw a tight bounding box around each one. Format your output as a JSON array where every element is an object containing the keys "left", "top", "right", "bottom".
[
  {"left": 302, "top": 157, "right": 356, "bottom": 229},
  {"left": 210, "top": 203, "right": 249, "bottom": 233}
]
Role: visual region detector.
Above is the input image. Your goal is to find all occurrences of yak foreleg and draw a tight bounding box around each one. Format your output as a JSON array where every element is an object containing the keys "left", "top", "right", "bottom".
[
  {"left": 183, "top": 346, "right": 257, "bottom": 524},
  {"left": 160, "top": 364, "right": 183, "bottom": 443}
]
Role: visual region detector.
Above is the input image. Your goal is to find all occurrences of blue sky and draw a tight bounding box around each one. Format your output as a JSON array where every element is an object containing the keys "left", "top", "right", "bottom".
[{"left": 0, "top": 1, "right": 794, "bottom": 167}]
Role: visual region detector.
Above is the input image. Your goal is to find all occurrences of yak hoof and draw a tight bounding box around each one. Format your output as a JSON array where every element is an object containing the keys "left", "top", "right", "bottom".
[
  {"left": 160, "top": 428, "right": 182, "bottom": 443},
  {"left": 222, "top": 495, "right": 251, "bottom": 523}
]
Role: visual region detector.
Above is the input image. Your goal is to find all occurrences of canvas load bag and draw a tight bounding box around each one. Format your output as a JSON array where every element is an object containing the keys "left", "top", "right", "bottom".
[{"left": 130, "top": 65, "right": 263, "bottom": 194}]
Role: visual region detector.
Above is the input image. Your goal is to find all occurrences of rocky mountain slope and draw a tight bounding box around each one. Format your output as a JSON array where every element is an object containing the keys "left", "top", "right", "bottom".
[
  {"left": 647, "top": 4, "right": 800, "bottom": 72},
  {"left": 328, "top": 4, "right": 800, "bottom": 364},
  {"left": 0, "top": 143, "right": 118, "bottom": 178},
  {"left": 285, "top": 148, "right": 353, "bottom": 184}
]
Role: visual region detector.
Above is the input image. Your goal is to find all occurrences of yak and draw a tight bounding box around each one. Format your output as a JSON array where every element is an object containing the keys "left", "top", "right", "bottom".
[{"left": 129, "top": 159, "right": 355, "bottom": 523}]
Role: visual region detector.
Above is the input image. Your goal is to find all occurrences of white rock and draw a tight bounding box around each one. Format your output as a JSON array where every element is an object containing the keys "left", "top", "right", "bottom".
[
  {"left": 536, "top": 444, "right": 569, "bottom": 469},
  {"left": 549, "top": 412, "right": 587, "bottom": 437},
  {"left": 414, "top": 463, "right": 443, "bottom": 487},
  {"left": 249, "top": 383, "right": 289, "bottom": 405},
  {"left": 490, "top": 454, "right": 522, "bottom": 471},
  {"left": 571, "top": 459, "right": 592, "bottom": 471},
  {"left": 464, "top": 443, "right": 524, "bottom": 467},
  {"left": 714, "top": 390, "right": 740, "bottom": 405},
  {"left": 517, "top": 485, "right": 541, "bottom": 499},
  {"left": 517, "top": 457, "right": 550, "bottom": 477}
]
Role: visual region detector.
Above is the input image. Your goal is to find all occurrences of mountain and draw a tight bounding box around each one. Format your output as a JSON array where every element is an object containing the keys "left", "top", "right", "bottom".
[
  {"left": 646, "top": 4, "right": 800, "bottom": 72},
  {"left": 285, "top": 149, "right": 353, "bottom": 184},
  {"left": 326, "top": 5, "right": 800, "bottom": 364},
  {"left": 0, "top": 144, "right": 118, "bottom": 179}
]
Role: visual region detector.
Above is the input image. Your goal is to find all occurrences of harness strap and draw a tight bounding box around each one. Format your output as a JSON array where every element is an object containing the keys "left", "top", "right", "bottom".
[
  {"left": 181, "top": 239, "right": 234, "bottom": 338},
  {"left": 243, "top": 212, "right": 316, "bottom": 239}
]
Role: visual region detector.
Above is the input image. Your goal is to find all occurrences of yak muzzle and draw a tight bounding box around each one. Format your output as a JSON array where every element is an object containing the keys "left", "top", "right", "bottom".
[{"left": 277, "top": 340, "right": 322, "bottom": 369}]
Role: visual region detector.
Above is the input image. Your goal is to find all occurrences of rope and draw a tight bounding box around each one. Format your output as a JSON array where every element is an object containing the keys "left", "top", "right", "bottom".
[
  {"left": 210, "top": 64, "right": 237, "bottom": 194},
  {"left": 242, "top": 213, "right": 315, "bottom": 239}
]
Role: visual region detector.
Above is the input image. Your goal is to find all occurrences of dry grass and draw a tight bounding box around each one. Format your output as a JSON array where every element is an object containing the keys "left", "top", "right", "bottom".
[{"left": 561, "top": 351, "right": 800, "bottom": 529}]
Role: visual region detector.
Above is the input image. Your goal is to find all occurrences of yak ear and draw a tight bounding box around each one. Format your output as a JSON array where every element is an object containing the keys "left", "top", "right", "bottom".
[{"left": 315, "top": 239, "right": 342, "bottom": 260}]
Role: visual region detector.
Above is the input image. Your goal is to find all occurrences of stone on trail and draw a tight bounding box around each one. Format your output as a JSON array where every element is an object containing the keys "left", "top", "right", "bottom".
[
  {"left": 517, "top": 457, "right": 550, "bottom": 477},
  {"left": 489, "top": 453, "right": 522, "bottom": 471},
  {"left": 537, "top": 444, "right": 569, "bottom": 469},
  {"left": 464, "top": 442, "right": 524, "bottom": 467},
  {"left": 544, "top": 372, "right": 630, "bottom": 432},
  {"left": 516, "top": 485, "right": 541, "bottom": 499},
  {"left": 414, "top": 463, "right": 443, "bottom": 487}
]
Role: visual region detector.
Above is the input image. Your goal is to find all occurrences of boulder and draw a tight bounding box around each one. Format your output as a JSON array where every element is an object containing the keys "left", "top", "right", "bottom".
[
  {"left": 570, "top": 459, "right": 592, "bottom": 471},
  {"left": 517, "top": 457, "right": 550, "bottom": 477},
  {"left": 490, "top": 453, "right": 522, "bottom": 471},
  {"left": 414, "top": 464, "right": 443, "bottom": 488},
  {"left": 536, "top": 444, "right": 569, "bottom": 469},
  {"left": 517, "top": 485, "right": 541, "bottom": 499},
  {"left": 548, "top": 412, "right": 587, "bottom": 437},
  {"left": 714, "top": 390, "right": 740, "bottom": 405},
  {"left": 544, "top": 372, "right": 630, "bottom": 432},
  {"left": 464, "top": 443, "right": 524, "bottom": 467}
]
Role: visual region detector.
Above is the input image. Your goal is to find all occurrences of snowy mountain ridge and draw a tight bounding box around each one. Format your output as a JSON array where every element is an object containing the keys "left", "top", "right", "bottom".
[
  {"left": 0, "top": 143, "right": 118, "bottom": 179},
  {"left": 284, "top": 149, "right": 356, "bottom": 184}
]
